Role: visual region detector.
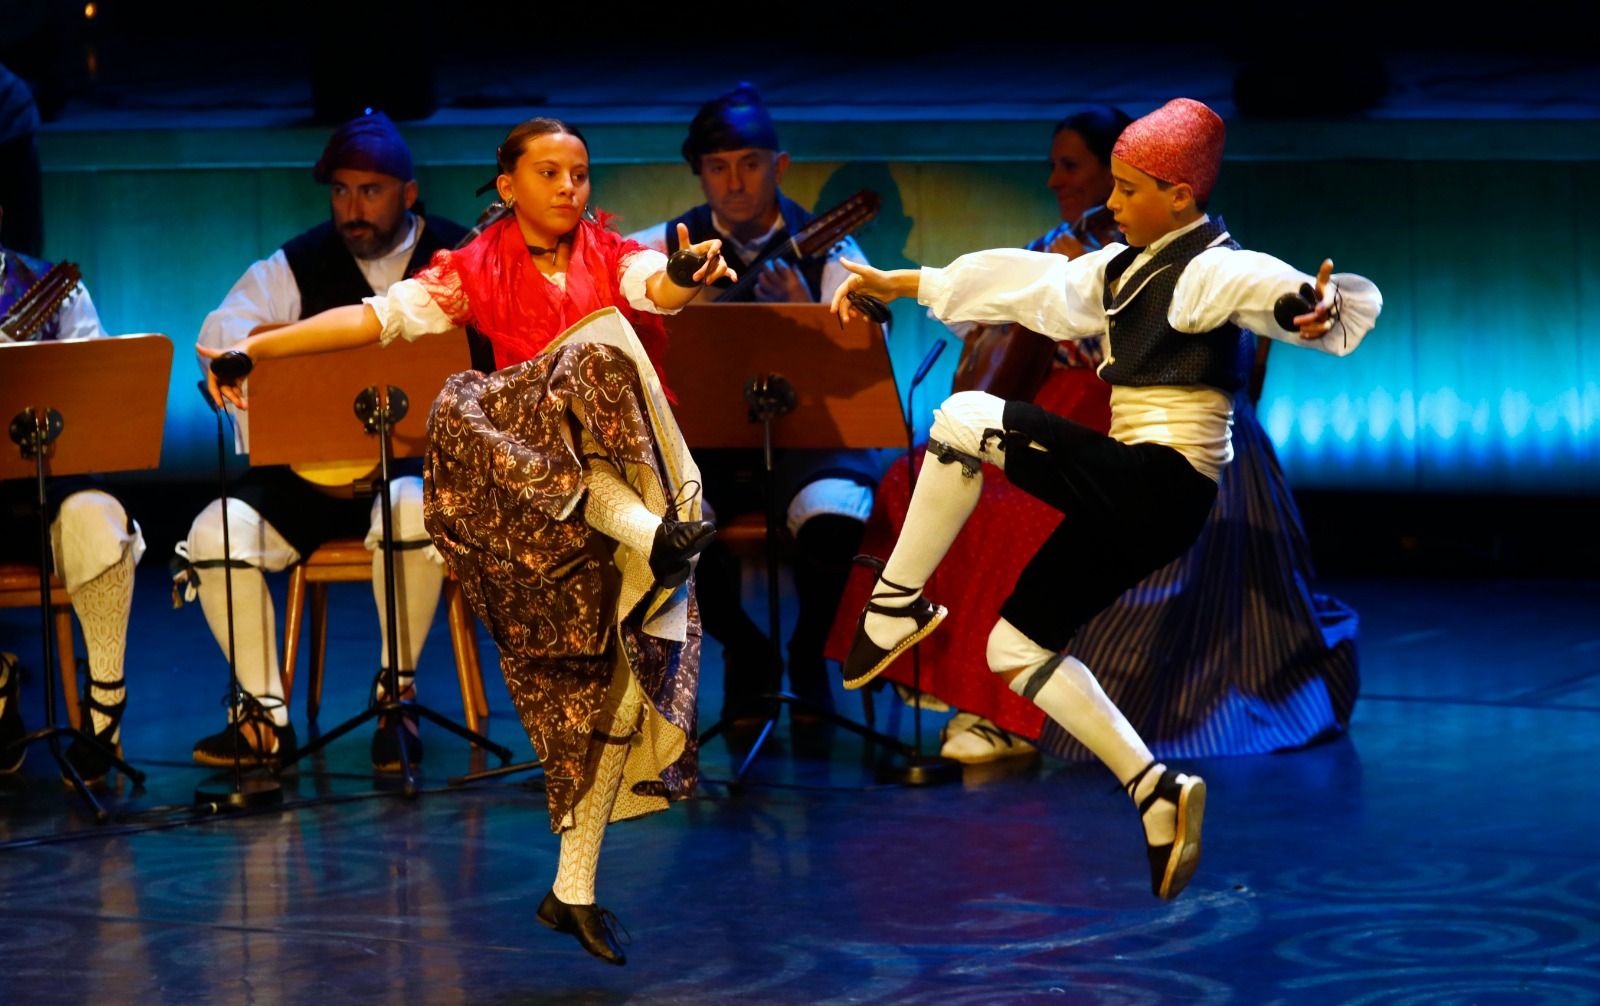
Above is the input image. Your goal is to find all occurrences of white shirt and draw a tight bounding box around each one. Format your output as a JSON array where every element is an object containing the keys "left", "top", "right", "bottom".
[
  {"left": 918, "top": 215, "right": 1383, "bottom": 480},
  {"left": 199, "top": 214, "right": 425, "bottom": 450}
]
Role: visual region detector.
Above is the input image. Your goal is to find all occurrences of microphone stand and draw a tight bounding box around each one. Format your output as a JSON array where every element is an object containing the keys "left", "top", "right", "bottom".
[
  {"left": 695, "top": 371, "right": 920, "bottom": 788},
  {"left": 877, "top": 338, "right": 960, "bottom": 786},
  {"left": 272, "top": 384, "right": 512, "bottom": 797}
]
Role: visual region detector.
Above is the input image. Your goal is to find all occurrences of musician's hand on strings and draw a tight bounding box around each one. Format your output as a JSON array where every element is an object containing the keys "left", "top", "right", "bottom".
[
  {"left": 197, "top": 342, "right": 249, "bottom": 411},
  {"left": 831, "top": 259, "right": 917, "bottom": 324},
  {"left": 754, "top": 258, "right": 813, "bottom": 303},
  {"left": 1292, "top": 259, "right": 1338, "bottom": 339}
]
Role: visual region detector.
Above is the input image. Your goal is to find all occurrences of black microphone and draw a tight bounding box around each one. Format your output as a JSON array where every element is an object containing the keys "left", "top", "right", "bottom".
[
  {"left": 210, "top": 350, "right": 254, "bottom": 383},
  {"left": 910, "top": 338, "right": 947, "bottom": 391}
]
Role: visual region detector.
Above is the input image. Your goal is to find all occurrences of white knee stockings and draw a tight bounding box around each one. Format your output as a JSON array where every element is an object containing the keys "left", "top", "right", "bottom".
[
  {"left": 579, "top": 430, "right": 667, "bottom": 558},
  {"left": 69, "top": 546, "right": 136, "bottom": 739},
  {"left": 988, "top": 619, "right": 1175, "bottom": 845},
  {"left": 864, "top": 392, "right": 1008, "bottom": 647},
  {"left": 553, "top": 671, "right": 644, "bottom": 905},
  {"left": 184, "top": 478, "right": 444, "bottom": 727}
]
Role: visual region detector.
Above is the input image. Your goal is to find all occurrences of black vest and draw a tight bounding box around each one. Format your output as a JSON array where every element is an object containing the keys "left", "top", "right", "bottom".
[
  {"left": 281, "top": 214, "right": 468, "bottom": 319},
  {"left": 1098, "top": 217, "right": 1243, "bottom": 393},
  {"left": 664, "top": 193, "right": 827, "bottom": 301}
]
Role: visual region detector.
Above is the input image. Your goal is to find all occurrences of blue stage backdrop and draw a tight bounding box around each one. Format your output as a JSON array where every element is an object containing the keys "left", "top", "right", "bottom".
[{"left": 35, "top": 120, "right": 1599, "bottom": 495}]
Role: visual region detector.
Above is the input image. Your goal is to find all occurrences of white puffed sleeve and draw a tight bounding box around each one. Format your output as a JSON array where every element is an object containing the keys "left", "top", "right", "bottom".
[
  {"left": 1171, "top": 247, "right": 1383, "bottom": 357},
  {"left": 363, "top": 278, "right": 458, "bottom": 346},
  {"left": 917, "top": 245, "right": 1121, "bottom": 342},
  {"left": 617, "top": 248, "right": 678, "bottom": 315}
]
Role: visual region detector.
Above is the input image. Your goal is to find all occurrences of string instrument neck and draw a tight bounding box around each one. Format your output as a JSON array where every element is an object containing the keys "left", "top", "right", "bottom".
[
  {"left": 713, "top": 190, "right": 881, "bottom": 301},
  {"left": 1, "top": 260, "right": 82, "bottom": 342}
]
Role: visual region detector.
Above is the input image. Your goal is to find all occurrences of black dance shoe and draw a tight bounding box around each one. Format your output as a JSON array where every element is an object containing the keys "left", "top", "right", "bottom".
[
  {"left": 649, "top": 517, "right": 716, "bottom": 589},
  {"left": 370, "top": 670, "right": 423, "bottom": 773},
  {"left": 62, "top": 678, "right": 127, "bottom": 786},
  {"left": 192, "top": 693, "right": 297, "bottom": 769},
  {"left": 1124, "top": 761, "right": 1206, "bottom": 900},
  {"left": 0, "top": 653, "right": 25, "bottom": 776},
  {"left": 536, "top": 890, "right": 629, "bottom": 965},
  {"left": 840, "top": 556, "right": 946, "bottom": 690}
]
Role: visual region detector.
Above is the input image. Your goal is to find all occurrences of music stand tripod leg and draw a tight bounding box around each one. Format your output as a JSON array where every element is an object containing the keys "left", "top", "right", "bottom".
[
  {"left": 271, "top": 386, "right": 511, "bottom": 796},
  {"left": 697, "top": 375, "right": 939, "bottom": 786},
  {"left": 7, "top": 406, "right": 149, "bottom": 822}
]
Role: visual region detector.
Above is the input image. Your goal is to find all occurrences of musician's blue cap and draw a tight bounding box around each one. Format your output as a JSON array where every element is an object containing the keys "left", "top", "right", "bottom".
[
  {"left": 312, "top": 109, "right": 414, "bottom": 184},
  {"left": 682, "top": 84, "right": 781, "bottom": 173}
]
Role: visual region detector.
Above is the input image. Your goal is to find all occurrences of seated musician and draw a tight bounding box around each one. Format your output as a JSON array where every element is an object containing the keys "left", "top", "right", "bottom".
[
  {"left": 175, "top": 111, "right": 467, "bottom": 771},
  {"left": 1, "top": 206, "right": 145, "bottom": 785},
  {"left": 626, "top": 84, "right": 881, "bottom": 731}
]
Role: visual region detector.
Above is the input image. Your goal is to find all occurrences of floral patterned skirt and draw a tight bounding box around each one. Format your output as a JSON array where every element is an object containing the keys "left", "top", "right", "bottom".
[{"left": 424, "top": 329, "right": 701, "bottom": 832}]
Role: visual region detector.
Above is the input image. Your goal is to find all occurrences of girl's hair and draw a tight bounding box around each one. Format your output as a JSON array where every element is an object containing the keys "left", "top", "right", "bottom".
[
  {"left": 496, "top": 117, "right": 589, "bottom": 175},
  {"left": 1051, "top": 106, "right": 1133, "bottom": 167}
]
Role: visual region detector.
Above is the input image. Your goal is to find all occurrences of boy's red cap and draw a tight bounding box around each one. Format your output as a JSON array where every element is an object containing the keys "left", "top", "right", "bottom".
[{"left": 1112, "top": 98, "right": 1225, "bottom": 201}]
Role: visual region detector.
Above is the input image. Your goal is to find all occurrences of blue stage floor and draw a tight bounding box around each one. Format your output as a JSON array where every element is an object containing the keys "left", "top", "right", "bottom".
[{"left": 2, "top": 569, "right": 1599, "bottom": 1004}]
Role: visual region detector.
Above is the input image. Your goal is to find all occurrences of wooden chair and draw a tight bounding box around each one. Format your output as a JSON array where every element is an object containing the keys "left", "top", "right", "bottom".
[
  {"left": 279, "top": 538, "right": 492, "bottom": 734},
  {"left": 716, "top": 512, "right": 770, "bottom": 561},
  {"left": 0, "top": 562, "right": 82, "bottom": 729}
]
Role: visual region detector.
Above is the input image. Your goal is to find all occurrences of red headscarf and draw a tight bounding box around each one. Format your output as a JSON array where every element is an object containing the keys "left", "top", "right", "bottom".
[{"left": 428, "top": 213, "right": 670, "bottom": 375}]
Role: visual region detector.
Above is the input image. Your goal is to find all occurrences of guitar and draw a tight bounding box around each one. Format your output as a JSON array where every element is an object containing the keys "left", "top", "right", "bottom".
[
  {"left": 232, "top": 321, "right": 378, "bottom": 493},
  {"left": 708, "top": 189, "right": 881, "bottom": 302},
  {"left": 1, "top": 261, "right": 83, "bottom": 342}
]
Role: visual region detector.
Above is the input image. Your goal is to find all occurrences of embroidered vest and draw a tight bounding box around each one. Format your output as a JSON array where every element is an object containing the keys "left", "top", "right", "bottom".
[
  {"left": 282, "top": 214, "right": 468, "bottom": 318},
  {"left": 1098, "top": 217, "right": 1243, "bottom": 393}
]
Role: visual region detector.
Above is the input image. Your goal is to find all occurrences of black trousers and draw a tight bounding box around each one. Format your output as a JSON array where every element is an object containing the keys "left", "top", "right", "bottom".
[{"left": 995, "top": 400, "right": 1218, "bottom": 653}]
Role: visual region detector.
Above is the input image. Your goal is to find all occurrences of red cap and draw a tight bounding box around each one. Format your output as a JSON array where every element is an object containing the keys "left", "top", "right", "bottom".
[{"left": 1112, "top": 98, "right": 1225, "bottom": 201}]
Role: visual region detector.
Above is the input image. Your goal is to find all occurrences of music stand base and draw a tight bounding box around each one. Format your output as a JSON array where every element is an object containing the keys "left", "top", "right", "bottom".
[
  {"left": 449, "top": 759, "right": 542, "bottom": 787},
  {"left": 275, "top": 699, "right": 513, "bottom": 800},
  {"left": 879, "top": 755, "right": 962, "bottom": 787},
  {"left": 194, "top": 775, "right": 283, "bottom": 810}
]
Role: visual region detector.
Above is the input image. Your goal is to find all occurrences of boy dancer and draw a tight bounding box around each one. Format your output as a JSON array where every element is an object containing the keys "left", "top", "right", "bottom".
[{"left": 831, "top": 98, "right": 1382, "bottom": 900}]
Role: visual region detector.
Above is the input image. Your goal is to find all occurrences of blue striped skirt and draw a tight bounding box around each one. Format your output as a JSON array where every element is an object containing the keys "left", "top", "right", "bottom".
[{"left": 1038, "top": 394, "right": 1359, "bottom": 761}]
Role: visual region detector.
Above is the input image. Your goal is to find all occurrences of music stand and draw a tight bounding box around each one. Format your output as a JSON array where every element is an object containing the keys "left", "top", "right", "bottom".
[
  {"left": 243, "top": 331, "right": 512, "bottom": 796},
  {"left": 663, "top": 304, "right": 956, "bottom": 785},
  {"left": 0, "top": 335, "right": 168, "bottom": 821}
]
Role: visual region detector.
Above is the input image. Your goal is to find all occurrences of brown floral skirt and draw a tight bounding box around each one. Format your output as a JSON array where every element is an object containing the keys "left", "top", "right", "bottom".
[{"left": 424, "top": 338, "right": 700, "bottom": 832}]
